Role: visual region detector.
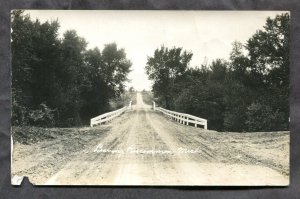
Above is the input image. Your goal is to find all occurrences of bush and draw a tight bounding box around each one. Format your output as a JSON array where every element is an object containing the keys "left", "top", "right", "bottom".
[
  {"left": 28, "top": 103, "right": 55, "bottom": 127},
  {"left": 245, "top": 102, "right": 287, "bottom": 132},
  {"left": 223, "top": 108, "right": 247, "bottom": 132}
]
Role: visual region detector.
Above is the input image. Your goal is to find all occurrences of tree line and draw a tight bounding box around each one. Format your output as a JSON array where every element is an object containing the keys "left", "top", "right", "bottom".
[
  {"left": 12, "top": 10, "right": 131, "bottom": 127},
  {"left": 146, "top": 13, "right": 290, "bottom": 132}
]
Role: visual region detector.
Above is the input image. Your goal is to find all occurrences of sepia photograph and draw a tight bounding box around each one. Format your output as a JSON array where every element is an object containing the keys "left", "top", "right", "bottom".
[{"left": 11, "top": 10, "right": 290, "bottom": 186}]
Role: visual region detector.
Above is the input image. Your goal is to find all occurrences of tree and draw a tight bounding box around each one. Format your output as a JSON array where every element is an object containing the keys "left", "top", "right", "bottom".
[
  {"left": 229, "top": 41, "right": 251, "bottom": 83},
  {"left": 145, "top": 46, "right": 193, "bottom": 109},
  {"left": 145, "top": 14, "right": 289, "bottom": 132},
  {"left": 11, "top": 10, "right": 36, "bottom": 125},
  {"left": 246, "top": 13, "right": 290, "bottom": 128},
  {"left": 129, "top": 87, "right": 135, "bottom": 93},
  {"left": 30, "top": 19, "right": 61, "bottom": 108},
  {"left": 246, "top": 13, "right": 290, "bottom": 87},
  {"left": 223, "top": 13, "right": 290, "bottom": 132},
  {"left": 81, "top": 47, "right": 111, "bottom": 121},
  {"left": 11, "top": 10, "right": 61, "bottom": 125},
  {"left": 53, "top": 30, "right": 88, "bottom": 126},
  {"left": 101, "top": 43, "right": 132, "bottom": 98},
  {"left": 81, "top": 44, "right": 132, "bottom": 121},
  {"left": 11, "top": 11, "right": 132, "bottom": 127},
  {"left": 223, "top": 80, "right": 249, "bottom": 132},
  {"left": 171, "top": 60, "right": 227, "bottom": 131},
  {"left": 221, "top": 42, "right": 251, "bottom": 132}
]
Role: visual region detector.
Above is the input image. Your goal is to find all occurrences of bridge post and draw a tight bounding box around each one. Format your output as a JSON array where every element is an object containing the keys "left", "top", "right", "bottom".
[
  {"left": 153, "top": 101, "right": 156, "bottom": 110},
  {"left": 129, "top": 101, "right": 132, "bottom": 110}
]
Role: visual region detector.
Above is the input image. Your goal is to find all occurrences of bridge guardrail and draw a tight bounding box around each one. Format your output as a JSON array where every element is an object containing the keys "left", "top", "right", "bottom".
[
  {"left": 90, "top": 101, "right": 132, "bottom": 127},
  {"left": 155, "top": 105, "right": 207, "bottom": 129}
]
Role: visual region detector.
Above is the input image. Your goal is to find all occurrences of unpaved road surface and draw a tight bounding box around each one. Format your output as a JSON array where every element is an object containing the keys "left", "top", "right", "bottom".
[{"left": 12, "top": 93, "right": 289, "bottom": 185}]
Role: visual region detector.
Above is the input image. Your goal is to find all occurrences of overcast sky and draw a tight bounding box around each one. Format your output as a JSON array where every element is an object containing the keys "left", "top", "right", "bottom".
[{"left": 25, "top": 10, "right": 287, "bottom": 91}]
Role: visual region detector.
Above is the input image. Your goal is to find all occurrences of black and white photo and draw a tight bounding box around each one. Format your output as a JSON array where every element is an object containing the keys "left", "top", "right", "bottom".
[{"left": 11, "top": 10, "right": 290, "bottom": 186}]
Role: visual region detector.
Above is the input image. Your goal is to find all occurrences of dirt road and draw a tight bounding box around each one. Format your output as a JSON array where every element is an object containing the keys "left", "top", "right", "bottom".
[{"left": 12, "top": 93, "right": 289, "bottom": 185}]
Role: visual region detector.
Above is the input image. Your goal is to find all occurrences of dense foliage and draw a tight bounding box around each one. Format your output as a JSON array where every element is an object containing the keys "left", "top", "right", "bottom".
[
  {"left": 12, "top": 10, "right": 132, "bottom": 127},
  {"left": 145, "top": 46, "right": 193, "bottom": 109},
  {"left": 146, "top": 13, "right": 290, "bottom": 132}
]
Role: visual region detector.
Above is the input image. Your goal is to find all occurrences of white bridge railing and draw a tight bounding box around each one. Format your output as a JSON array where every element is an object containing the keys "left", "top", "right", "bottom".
[
  {"left": 154, "top": 102, "right": 207, "bottom": 129},
  {"left": 90, "top": 101, "right": 132, "bottom": 127}
]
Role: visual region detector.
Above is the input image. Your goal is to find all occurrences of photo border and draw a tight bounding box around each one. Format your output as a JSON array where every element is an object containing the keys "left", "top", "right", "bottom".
[{"left": 1, "top": 0, "right": 299, "bottom": 198}]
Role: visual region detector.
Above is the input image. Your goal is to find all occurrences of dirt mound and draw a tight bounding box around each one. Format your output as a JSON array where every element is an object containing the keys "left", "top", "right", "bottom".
[
  {"left": 12, "top": 126, "right": 103, "bottom": 145},
  {"left": 12, "top": 126, "right": 56, "bottom": 145}
]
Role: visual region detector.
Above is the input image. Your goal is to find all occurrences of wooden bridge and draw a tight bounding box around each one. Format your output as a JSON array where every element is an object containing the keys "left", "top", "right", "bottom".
[{"left": 90, "top": 96, "right": 207, "bottom": 130}]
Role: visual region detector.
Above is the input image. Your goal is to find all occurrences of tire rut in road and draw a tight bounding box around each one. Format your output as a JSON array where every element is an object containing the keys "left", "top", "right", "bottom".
[
  {"left": 112, "top": 108, "right": 177, "bottom": 185},
  {"left": 144, "top": 110, "right": 214, "bottom": 184}
]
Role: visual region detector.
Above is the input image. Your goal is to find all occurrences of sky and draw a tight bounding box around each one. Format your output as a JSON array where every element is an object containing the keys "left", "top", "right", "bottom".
[{"left": 25, "top": 10, "right": 287, "bottom": 91}]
